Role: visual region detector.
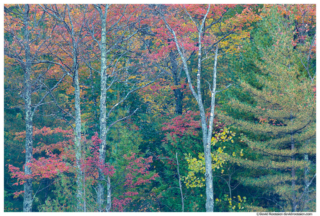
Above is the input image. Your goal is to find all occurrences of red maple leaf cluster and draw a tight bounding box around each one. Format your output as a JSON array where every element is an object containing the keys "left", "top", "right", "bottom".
[
  {"left": 112, "top": 153, "right": 159, "bottom": 211},
  {"left": 82, "top": 133, "right": 115, "bottom": 181},
  {"left": 162, "top": 111, "right": 201, "bottom": 142}
]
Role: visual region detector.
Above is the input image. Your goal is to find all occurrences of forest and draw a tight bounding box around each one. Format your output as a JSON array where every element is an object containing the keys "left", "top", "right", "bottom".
[{"left": 4, "top": 4, "right": 316, "bottom": 212}]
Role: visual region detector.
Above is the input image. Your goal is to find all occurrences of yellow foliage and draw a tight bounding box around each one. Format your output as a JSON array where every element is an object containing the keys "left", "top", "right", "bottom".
[{"left": 183, "top": 127, "right": 238, "bottom": 188}]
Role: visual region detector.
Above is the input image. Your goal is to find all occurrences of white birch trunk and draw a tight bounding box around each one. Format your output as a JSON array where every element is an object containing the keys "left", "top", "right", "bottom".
[
  {"left": 96, "top": 5, "right": 110, "bottom": 212},
  {"left": 23, "top": 4, "right": 33, "bottom": 212},
  {"left": 160, "top": 5, "right": 216, "bottom": 211},
  {"left": 67, "top": 5, "right": 84, "bottom": 211},
  {"left": 106, "top": 176, "right": 112, "bottom": 212},
  {"left": 74, "top": 63, "right": 83, "bottom": 211}
]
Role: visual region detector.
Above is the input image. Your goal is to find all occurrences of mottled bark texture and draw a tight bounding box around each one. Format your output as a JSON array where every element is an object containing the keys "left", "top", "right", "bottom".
[
  {"left": 161, "top": 5, "right": 217, "bottom": 212},
  {"left": 66, "top": 5, "right": 84, "bottom": 211},
  {"left": 74, "top": 67, "right": 83, "bottom": 211},
  {"left": 42, "top": 5, "right": 85, "bottom": 210},
  {"left": 106, "top": 176, "right": 112, "bottom": 212},
  {"left": 23, "top": 5, "right": 33, "bottom": 212},
  {"left": 95, "top": 4, "right": 110, "bottom": 212},
  {"left": 5, "top": 5, "right": 67, "bottom": 211}
]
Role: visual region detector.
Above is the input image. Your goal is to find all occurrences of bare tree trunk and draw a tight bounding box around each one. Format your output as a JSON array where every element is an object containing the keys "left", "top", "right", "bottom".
[
  {"left": 74, "top": 65, "right": 83, "bottom": 211},
  {"left": 169, "top": 50, "right": 183, "bottom": 115},
  {"left": 204, "top": 45, "right": 219, "bottom": 212},
  {"left": 176, "top": 152, "right": 184, "bottom": 212},
  {"left": 23, "top": 4, "right": 33, "bottom": 212},
  {"left": 67, "top": 5, "right": 83, "bottom": 210},
  {"left": 5, "top": 5, "right": 68, "bottom": 210},
  {"left": 89, "top": 61, "right": 99, "bottom": 131},
  {"left": 203, "top": 126, "right": 214, "bottom": 212},
  {"left": 199, "top": 107, "right": 214, "bottom": 212},
  {"left": 95, "top": 4, "right": 109, "bottom": 212},
  {"left": 160, "top": 5, "right": 214, "bottom": 211},
  {"left": 83, "top": 163, "right": 86, "bottom": 212},
  {"left": 228, "top": 174, "right": 232, "bottom": 199},
  {"left": 290, "top": 113, "right": 296, "bottom": 212},
  {"left": 37, "top": 5, "right": 84, "bottom": 211},
  {"left": 24, "top": 88, "right": 33, "bottom": 213},
  {"left": 106, "top": 176, "right": 112, "bottom": 212},
  {"left": 303, "top": 140, "right": 310, "bottom": 211}
]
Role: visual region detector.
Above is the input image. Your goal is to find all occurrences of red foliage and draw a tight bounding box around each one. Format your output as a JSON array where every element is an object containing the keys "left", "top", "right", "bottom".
[
  {"left": 162, "top": 111, "right": 201, "bottom": 142},
  {"left": 123, "top": 153, "right": 158, "bottom": 187},
  {"left": 112, "top": 153, "right": 159, "bottom": 211},
  {"left": 82, "top": 133, "right": 115, "bottom": 182},
  {"left": 8, "top": 127, "right": 75, "bottom": 196},
  {"left": 15, "top": 126, "right": 73, "bottom": 141},
  {"left": 112, "top": 197, "right": 133, "bottom": 212},
  {"left": 273, "top": 5, "right": 316, "bottom": 49},
  {"left": 9, "top": 128, "right": 116, "bottom": 198},
  {"left": 8, "top": 149, "right": 70, "bottom": 195}
]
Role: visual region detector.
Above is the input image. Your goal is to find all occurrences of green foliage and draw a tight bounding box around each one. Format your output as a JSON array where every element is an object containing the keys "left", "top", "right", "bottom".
[
  {"left": 4, "top": 4, "right": 316, "bottom": 213},
  {"left": 219, "top": 5, "right": 316, "bottom": 212},
  {"left": 37, "top": 174, "right": 98, "bottom": 212}
]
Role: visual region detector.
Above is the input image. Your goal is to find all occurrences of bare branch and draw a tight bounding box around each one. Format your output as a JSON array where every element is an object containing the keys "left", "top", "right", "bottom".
[
  {"left": 215, "top": 83, "right": 232, "bottom": 94},
  {"left": 106, "top": 108, "right": 139, "bottom": 132}
]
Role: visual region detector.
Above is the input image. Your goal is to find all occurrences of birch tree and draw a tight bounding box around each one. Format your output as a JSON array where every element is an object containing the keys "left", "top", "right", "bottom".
[
  {"left": 155, "top": 4, "right": 258, "bottom": 211},
  {"left": 83, "top": 4, "right": 157, "bottom": 211},
  {"left": 39, "top": 4, "right": 88, "bottom": 211},
  {"left": 158, "top": 5, "right": 219, "bottom": 211},
  {"left": 4, "top": 4, "right": 68, "bottom": 211}
]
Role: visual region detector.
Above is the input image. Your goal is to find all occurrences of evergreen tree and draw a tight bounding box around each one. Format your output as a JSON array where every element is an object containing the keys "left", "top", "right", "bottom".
[{"left": 219, "top": 6, "right": 316, "bottom": 212}]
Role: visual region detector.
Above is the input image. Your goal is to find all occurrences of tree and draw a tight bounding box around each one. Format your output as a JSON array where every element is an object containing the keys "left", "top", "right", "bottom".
[
  {"left": 4, "top": 4, "right": 68, "bottom": 211},
  {"left": 9, "top": 129, "right": 116, "bottom": 211},
  {"left": 8, "top": 127, "right": 74, "bottom": 209},
  {"left": 38, "top": 4, "right": 90, "bottom": 211},
  {"left": 219, "top": 6, "right": 316, "bottom": 212},
  {"left": 4, "top": 4, "right": 316, "bottom": 213},
  {"left": 83, "top": 4, "right": 157, "bottom": 211},
  {"left": 156, "top": 4, "right": 259, "bottom": 211}
]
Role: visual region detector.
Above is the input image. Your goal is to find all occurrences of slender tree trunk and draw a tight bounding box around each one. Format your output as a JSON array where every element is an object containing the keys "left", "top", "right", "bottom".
[
  {"left": 83, "top": 164, "right": 86, "bottom": 212},
  {"left": 89, "top": 62, "right": 98, "bottom": 131},
  {"left": 74, "top": 65, "right": 83, "bottom": 211},
  {"left": 23, "top": 4, "right": 33, "bottom": 212},
  {"left": 106, "top": 176, "right": 112, "bottom": 212},
  {"left": 228, "top": 174, "right": 232, "bottom": 199},
  {"left": 68, "top": 8, "right": 83, "bottom": 209},
  {"left": 176, "top": 152, "right": 184, "bottom": 212},
  {"left": 173, "top": 87, "right": 183, "bottom": 115},
  {"left": 206, "top": 46, "right": 218, "bottom": 149},
  {"left": 198, "top": 97, "right": 214, "bottom": 212},
  {"left": 37, "top": 5, "right": 86, "bottom": 210},
  {"left": 201, "top": 116, "right": 214, "bottom": 212},
  {"left": 161, "top": 5, "right": 213, "bottom": 211},
  {"left": 97, "top": 5, "right": 109, "bottom": 212},
  {"left": 24, "top": 103, "right": 33, "bottom": 212},
  {"left": 195, "top": 12, "right": 214, "bottom": 212},
  {"left": 303, "top": 140, "right": 310, "bottom": 211},
  {"left": 290, "top": 113, "right": 296, "bottom": 212},
  {"left": 169, "top": 50, "right": 183, "bottom": 115},
  {"left": 204, "top": 45, "right": 219, "bottom": 212}
]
